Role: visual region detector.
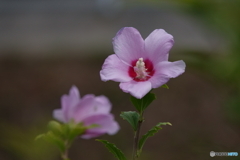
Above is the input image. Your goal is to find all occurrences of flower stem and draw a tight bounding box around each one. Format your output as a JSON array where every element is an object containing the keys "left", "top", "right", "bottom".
[
  {"left": 132, "top": 112, "right": 144, "bottom": 160},
  {"left": 61, "top": 150, "right": 70, "bottom": 160},
  {"left": 61, "top": 141, "right": 71, "bottom": 160}
]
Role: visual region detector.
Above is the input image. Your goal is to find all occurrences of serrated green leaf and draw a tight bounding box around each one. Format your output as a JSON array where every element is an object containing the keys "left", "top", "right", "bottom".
[
  {"left": 161, "top": 84, "right": 169, "bottom": 89},
  {"left": 130, "top": 92, "right": 156, "bottom": 113},
  {"left": 138, "top": 122, "right": 172, "bottom": 156},
  {"left": 96, "top": 139, "right": 127, "bottom": 160},
  {"left": 120, "top": 111, "right": 140, "bottom": 131}
]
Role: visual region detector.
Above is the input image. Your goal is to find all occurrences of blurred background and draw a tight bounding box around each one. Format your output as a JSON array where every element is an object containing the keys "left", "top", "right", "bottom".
[{"left": 0, "top": 0, "right": 240, "bottom": 160}]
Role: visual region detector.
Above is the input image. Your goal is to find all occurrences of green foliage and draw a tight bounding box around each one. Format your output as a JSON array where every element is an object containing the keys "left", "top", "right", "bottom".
[
  {"left": 36, "top": 120, "right": 97, "bottom": 154},
  {"left": 0, "top": 122, "right": 58, "bottom": 160},
  {"left": 161, "top": 84, "right": 169, "bottom": 89},
  {"left": 48, "top": 121, "right": 63, "bottom": 137},
  {"left": 66, "top": 121, "right": 91, "bottom": 141},
  {"left": 45, "top": 131, "right": 66, "bottom": 152},
  {"left": 138, "top": 122, "right": 172, "bottom": 156},
  {"left": 35, "top": 134, "right": 46, "bottom": 141},
  {"left": 130, "top": 92, "right": 156, "bottom": 114},
  {"left": 120, "top": 111, "right": 140, "bottom": 131},
  {"left": 96, "top": 139, "right": 127, "bottom": 160}
]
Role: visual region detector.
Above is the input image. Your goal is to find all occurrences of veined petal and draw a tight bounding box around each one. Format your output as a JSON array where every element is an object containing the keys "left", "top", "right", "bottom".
[
  {"left": 113, "top": 27, "right": 145, "bottom": 64},
  {"left": 119, "top": 81, "right": 152, "bottom": 99},
  {"left": 61, "top": 85, "right": 80, "bottom": 122},
  {"left": 145, "top": 29, "right": 174, "bottom": 64},
  {"left": 81, "top": 114, "right": 120, "bottom": 139},
  {"left": 100, "top": 54, "right": 132, "bottom": 82},
  {"left": 149, "top": 60, "right": 186, "bottom": 88}
]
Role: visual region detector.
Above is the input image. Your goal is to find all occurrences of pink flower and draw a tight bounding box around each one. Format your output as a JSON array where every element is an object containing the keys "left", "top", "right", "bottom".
[
  {"left": 53, "top": 86, "right": 120, "bottom": 139},
  {"left": 100, "top": 27, "right": 186, "bottom": 99}
]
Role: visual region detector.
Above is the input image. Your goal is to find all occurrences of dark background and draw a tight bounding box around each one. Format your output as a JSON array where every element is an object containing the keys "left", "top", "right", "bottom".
[{"left": 0, "top": 0, "right": 240, "bottom": 160}]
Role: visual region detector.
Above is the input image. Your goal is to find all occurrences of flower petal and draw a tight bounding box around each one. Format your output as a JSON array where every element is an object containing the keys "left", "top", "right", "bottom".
[
  {"left": 148, "top": 74, "right": 170, "bottom": 89},
  {"left": 95, "top": 95, "right": 112, "bottom": 113},
  {"left": 61, "top": 85, "right": 80, "bottom": 122},
  {"left": 81, "top": 114, "right": 120, "bottom": 139},
  {"left": 157, "top": 60, "right": 186, "bottom": 78},
  {"left": 72, "top": 94, "right": 95, "bottom": 122},
  {"left": 145, "top": 29, "right": 174, "bottom": 64},
  {"left": 53, "top": 109, "right": 66, "bottom": 123},
  {"left": 100, "top": 54, "right": 132, "bottom": 82},
  {"left": 149, "top": 60, "right": 186, "bottom": 88},
  {"left": 73, "top": 95, "right": 112, "bottom": 123},
  {"left": 113, "top": 27, "right": 145, "bottom": 65},
  {"left": 119, "top": 80, "right": 152, "bottom": 99}
]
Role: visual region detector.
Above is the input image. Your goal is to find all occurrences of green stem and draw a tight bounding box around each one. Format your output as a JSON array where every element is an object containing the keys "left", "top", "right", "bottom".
[
  {"left": 132, "top": 112, "right": 144, "bottom": 160},
  {"left": 61, "top": 141, "right": 71, "bottom": 160}
]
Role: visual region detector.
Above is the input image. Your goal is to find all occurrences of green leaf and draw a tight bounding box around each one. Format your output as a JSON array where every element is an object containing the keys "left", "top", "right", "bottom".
[
  {"left": 48, "top": 121, "right": 63, "bottom": 136},
  {"left": 161, "top": 84, "right": 169, "bottom": 89},
  {"left": 120, "top": 111, "right": 140, "bottom": 131},
  {"left": 38, "top": 131, "right": 66, "bottom": 152},
  {"left": 46, "top": 131, "right": 66, "bottom": 152},
  {"left": 86, "top": 123, "right": 100, "bottom": 129},
  {"left": 68, "top": 122, "right": 87, "bottom": 141},
  {"left": 35, "top": 134, "right": 46, "bottom": 141},
  {"left": 130, "top": 92, "right": 156, "bottom": 113},
  {"left": 96, "top": 139, "right": 127, "bottom": 160},
  {"left": 138, "top": 122, "right": 172, "bottom": 155},
  {"left": 61, "top": 123, "right": 72, "bottom": 139}
]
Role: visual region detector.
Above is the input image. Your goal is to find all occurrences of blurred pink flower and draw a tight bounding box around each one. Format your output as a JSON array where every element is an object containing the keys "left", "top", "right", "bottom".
[
  {"left": 100, "top": 27, "right": 186, "bottom": 99},
  {"left": 53, "top": 86, "right": 120, "bottom": 139}
]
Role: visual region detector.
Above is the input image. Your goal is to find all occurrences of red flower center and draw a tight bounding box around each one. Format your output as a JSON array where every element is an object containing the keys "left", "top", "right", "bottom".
[{"left": 128, "top": 58, "right": 155, "bottom": 82}]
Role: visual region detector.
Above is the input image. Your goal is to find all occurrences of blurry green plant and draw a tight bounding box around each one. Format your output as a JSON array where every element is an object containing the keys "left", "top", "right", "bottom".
[
  {"left": 0, "top": 122, "right": 58, "bottom": 160},
  {"left": 36, "top": 121, "right": 97, "bottom": 160}
]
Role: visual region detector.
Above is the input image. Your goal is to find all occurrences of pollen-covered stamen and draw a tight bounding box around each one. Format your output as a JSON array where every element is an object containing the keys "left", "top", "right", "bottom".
[{"left": 134, "top": 58, "right": 149, "bottom": 80}]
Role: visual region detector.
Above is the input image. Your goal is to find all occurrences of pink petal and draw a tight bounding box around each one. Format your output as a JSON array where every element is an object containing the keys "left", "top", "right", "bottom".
[
  {"left": 72, "top": 94, "right": 95, "bottom": 122},
  {"left": 53, "top": 109, "right": 66, "bottom": 123},
  {"left": 113, "top": 27, "right": 145, "bottom": 65},
  {"left": 148, "top": 74, "right": 170, "bottom": 89},
  {"left": 157, "top": 60, "right": 186, "bottom": 78},
  {"left": 100, "top": 54, "right": 132, "bottom": 82},
  {"left": 95, "top": 95, "right": 112, "bottom": 113},
  {"left": 149, "top": 60, "right": 186, "bottom": 88},
  {"left": 61, "top": 85, "right": 80, "bottom": 122},
  {"left": 81, "top": 132, "right": 102, "bottom": 139},
  {"left": 73, "top": 95, "right": 112, "bottom": 123},
  {"left": 81, "top": 114, "right": 120, "bottom": 139},
  {"left": 119, "top": 80, "right": 152, "bottom": 99},
  {"left": 145, "top": 29, "right": 174, "bottom": 64}
]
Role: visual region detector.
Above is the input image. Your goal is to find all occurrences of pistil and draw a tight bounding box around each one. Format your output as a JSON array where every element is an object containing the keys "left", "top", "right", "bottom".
[{"left": 134, "top": 58, "right": 148, "bottom": 80}]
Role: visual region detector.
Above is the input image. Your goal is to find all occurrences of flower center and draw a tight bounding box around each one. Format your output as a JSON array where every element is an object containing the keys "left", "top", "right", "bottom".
[
  {"left": 134, "top": 58, "right": 149, "bottom": 80},
  {"left": 128, "top": 58, "right": 154, "bottom": 82}
]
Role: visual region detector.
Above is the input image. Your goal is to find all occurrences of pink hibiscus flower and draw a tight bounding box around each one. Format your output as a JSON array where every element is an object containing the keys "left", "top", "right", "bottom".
[
  {"left": 100, "top": 27, "right": 186, "bottom": 99},
  {"left": 53, "top": 86, "right": 120, "bottom": 139}
]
